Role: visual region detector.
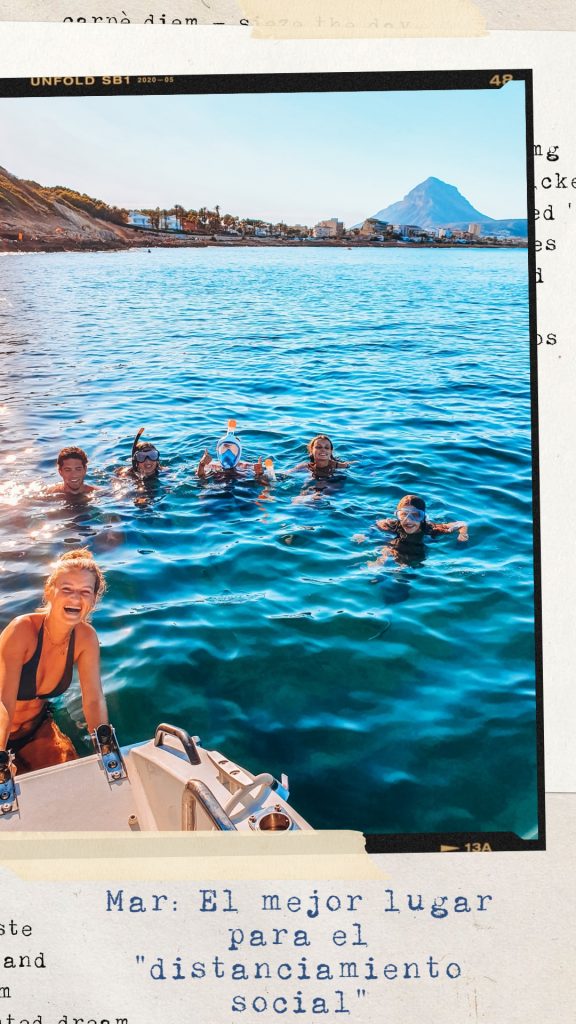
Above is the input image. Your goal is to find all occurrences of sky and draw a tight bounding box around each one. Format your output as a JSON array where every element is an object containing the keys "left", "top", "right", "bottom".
[{"left": 0, "top": 83, "right": 528, "bottom": 225}]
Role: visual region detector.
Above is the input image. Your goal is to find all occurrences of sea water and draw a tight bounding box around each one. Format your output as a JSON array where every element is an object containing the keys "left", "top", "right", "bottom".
[{"left": 0, "top": 246, "right": 537, "bottom": 835}]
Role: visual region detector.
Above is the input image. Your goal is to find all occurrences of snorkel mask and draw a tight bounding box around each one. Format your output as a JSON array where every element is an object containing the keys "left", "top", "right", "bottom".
[
  {"left": 398, "top": 505, "right": 426, "bottom": 526},
  {"left": 397, "top": 495, "right": 426, "bottom": 529},
  {"left": 131, "top": 427, "right": 160, "bottom": 473},
  {"left": 216, "top": 420, "right": 242, "bottom": 470}
]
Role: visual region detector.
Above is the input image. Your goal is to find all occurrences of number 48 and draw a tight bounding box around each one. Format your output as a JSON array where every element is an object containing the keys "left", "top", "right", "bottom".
[{"left": 490, "top": 74, "right": 514, "bottom": 86}]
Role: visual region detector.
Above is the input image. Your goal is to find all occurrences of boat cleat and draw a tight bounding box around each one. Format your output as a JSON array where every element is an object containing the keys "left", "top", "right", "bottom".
[{"left": 91, "top": 724, "right": 128, "bottom": 786}]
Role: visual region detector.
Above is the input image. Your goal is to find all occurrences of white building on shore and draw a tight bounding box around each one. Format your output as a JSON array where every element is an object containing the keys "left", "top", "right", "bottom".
[{"left": 127, "top": 211, "right": 152, "bottom": 228}]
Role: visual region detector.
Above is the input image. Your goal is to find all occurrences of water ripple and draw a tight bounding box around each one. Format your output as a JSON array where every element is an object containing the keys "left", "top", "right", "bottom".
[{"left": 0, "top": 247, "right": 537, "bottom": 835}]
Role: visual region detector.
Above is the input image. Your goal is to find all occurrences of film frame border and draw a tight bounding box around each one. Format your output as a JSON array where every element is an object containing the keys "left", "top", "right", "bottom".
[{"left": 0, "top": 67, "right": 543, "bottom": 855}]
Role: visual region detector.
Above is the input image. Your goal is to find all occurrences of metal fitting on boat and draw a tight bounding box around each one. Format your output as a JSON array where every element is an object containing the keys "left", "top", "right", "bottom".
[
  {"left": 249, "top": 807, "right": 294, "bottom": 831},
  {"left": 0, "top": 750, "right": 18, "bottom": 815},
  {"left": 91, "top": 724, "right": 128, "bottom": 786}
]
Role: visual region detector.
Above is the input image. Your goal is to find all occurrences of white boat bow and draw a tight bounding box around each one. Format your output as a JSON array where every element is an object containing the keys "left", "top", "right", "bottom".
[{"left": 0, "top": 722, "right": 312, "bottom": 832}]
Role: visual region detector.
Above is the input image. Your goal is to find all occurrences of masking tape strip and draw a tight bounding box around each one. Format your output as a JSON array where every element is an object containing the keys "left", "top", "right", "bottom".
[
  {"left": 0, "top": 830, "right": 364, "bottom": 860},
  {"left": 241, "top": 0, "right": 485, "bottom": 38},
  {"left": 0, "top": 831, "right": 384, "bottom": 881}
]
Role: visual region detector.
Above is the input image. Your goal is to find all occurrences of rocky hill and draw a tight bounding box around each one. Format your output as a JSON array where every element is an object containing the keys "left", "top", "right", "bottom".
[
  {"left": 0, "top": 166, "right": 142, "bottom": 250},
  {"left": 370, "top": 177, "right": 527, "bottom": 237}
]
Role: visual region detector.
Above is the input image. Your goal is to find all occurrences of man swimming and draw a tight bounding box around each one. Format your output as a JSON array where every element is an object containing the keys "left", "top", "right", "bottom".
[{"left": 48, "top": 447, "right": 98, "bottom": 497}]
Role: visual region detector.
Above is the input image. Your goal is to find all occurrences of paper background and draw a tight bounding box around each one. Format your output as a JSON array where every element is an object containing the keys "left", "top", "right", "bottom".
[
  {"left": 0, "top": 20, "right": 574, "bottom": 1023},
  {"left": 1, "top": 0, "right": 576, "bottom": 30}
]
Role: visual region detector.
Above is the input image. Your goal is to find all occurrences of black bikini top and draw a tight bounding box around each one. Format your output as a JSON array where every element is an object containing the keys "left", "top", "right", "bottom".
[{"left": 17, "top": 622, "right": 75, "bottom": 702}]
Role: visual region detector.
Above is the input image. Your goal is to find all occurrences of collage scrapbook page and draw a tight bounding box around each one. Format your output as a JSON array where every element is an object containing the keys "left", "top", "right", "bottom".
[{"left": 0, "top": 8, "right": 574, "bottom": 1023}]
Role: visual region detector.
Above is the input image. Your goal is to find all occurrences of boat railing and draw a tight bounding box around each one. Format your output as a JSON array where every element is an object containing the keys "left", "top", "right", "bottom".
[
  {"left": 181, "top": 779, "right": 238, "bottom": 831},
  {"left": 154, "top": 723, "right": 202, "bottom": 765}
]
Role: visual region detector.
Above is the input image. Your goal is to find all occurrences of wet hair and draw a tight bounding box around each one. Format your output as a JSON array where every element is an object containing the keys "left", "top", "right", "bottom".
[
  {"left": 306, "top": 435, "right": 334, "bottom": 460},
  {"left": 305, "top": 434, "right": 340, "bottom": 476},
  {"left": 397, "top": 494, "right": 427, "bottom": 514},
  {"left": 44, "top": 548, "right": 106, "bottom": 603},
  {"left": 394, "top": 495, "right": 428, "bottom": 540},
  {"left": 57, "top": 446, "right": 88, "bottom": 468}
]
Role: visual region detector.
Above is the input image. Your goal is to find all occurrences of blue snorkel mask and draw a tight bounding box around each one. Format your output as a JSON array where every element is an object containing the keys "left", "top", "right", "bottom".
[{"left": 217, "top": 420, "right": 242, "bottom": 470}]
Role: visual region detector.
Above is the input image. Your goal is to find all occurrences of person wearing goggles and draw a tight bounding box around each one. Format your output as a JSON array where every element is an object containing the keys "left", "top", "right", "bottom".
[
  {"left": 354, "top": 494, "right": 468, "bottom": 566},
  {"left": 131, "top": 428, "right": 161, "bottom": 480},
  {"left": 197, "top": 419, "right": 267, "bottom": 480}
]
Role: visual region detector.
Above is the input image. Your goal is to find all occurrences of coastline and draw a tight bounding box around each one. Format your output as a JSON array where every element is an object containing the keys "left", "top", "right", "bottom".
[{"left": 0, "top": 234, "right": 527, "bottom": 254}]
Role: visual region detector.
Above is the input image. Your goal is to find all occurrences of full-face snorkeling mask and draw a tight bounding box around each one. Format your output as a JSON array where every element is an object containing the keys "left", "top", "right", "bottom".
[
  {"left": 131, "top": 427, "right": 160, "bottom": 472},
  {"left": 216, "top": 420, "right": 242, "bottom": 470}
]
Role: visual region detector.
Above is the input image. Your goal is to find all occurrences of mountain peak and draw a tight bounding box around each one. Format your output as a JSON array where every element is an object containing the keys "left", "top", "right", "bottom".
[{"left": 370, "top": 177, "right": 492, "bottom": 230}]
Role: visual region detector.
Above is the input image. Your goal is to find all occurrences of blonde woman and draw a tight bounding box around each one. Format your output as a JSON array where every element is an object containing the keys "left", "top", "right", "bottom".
[{"left": 0, "top": 548, "right": 109, "bottom": 774}]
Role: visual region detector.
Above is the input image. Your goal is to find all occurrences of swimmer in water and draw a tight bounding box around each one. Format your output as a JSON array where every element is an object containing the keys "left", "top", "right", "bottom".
[
  {"left": 197, "top": 420, "right": 266, "bottom": 480},
  {"left": 47, "top": 447, "right": 98, "bottom": 497},
  {"left": 290, "top": 434, "right": 352, "bottom": 503},
  {"left": 292, "top": 435, "right": 352, "bottom": 479},
  {"left": 116, "top": 428, "right": 161, "bottom": 483},
  {"left": 354, "top": 494, "right": 468, "bottom": 566},
  {"left": 130, "top": 428, "right": 161, "bottom": 481},
  {"left": 0, "top": 548, "right": 110, "bottom": 775}
]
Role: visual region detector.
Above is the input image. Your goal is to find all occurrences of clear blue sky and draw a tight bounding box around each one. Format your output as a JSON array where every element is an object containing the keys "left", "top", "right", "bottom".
[{"left": 0, "top": 83, "right": 527, "bottom": 225}]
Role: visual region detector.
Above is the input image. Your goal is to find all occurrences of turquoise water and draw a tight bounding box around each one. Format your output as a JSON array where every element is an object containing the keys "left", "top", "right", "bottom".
[{"left": 0, "top": 247, "right": 537, "bottom": 836}]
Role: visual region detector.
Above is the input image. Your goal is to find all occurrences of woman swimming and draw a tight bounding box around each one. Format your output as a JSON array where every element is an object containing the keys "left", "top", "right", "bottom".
[
  {"left": 292, "top": 435, "right": 352, "bottom": 479},
  {"left": 289, "top": 434, "right": 352, "bottom": 504},
  {"left": 355, "top": 494, "right": 469, "bottom": 566},
  {"left": 0, "top": 548, "right": 109, "bottom": 774},
  {"left": 130, "top": 427, "right": 161, "bottom": 480}
]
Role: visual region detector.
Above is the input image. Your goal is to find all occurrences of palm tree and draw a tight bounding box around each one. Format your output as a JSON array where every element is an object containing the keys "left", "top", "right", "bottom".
[
  {"left": 184, "top": 209, "right": 199, "bottom": 232},
  {"left": 173, "top": 204, "right": 185, "bottom": 230}
]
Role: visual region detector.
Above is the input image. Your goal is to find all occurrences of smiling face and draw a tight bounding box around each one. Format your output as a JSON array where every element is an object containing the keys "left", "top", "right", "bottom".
[
  {"left": 137, "top": 455, "right": 159, "bottom": 478},
  {"left": 132, "top": 444, "right": 160, "bottom": 478},
  {"left": 309, "top": 436, "right": 333, "bottom": 468},
  {"left": 58, "top": 457, "right": 87, "bottom": 494},
  {"left": 46, "top": 568, "right": 97, "bottom": 625},
  {"left": 397, "top": 504, "right": 426, "bottom": 534}
]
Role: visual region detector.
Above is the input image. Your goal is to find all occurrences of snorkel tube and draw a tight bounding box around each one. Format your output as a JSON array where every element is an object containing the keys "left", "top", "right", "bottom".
[
  {"left": 216, "top": 419, "right": 242, "bottom": 470},
  {"left": 131, "top": 427, "right": 145, "bottom": 470},
  {"left": 131, "top": 427, "right": 160, "bottom": 476},
  {"left": 263, "top": 458, "right": 276, "bottom": 482}
]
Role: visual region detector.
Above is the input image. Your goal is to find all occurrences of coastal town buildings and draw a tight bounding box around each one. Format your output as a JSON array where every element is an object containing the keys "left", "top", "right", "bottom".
[
  {"left": 313, "top": 218, "right": 344, "bottom": 238},
  {"left": 395, "top": 224, "right": 426, "bottom": 239},
  {"left": 359, "top": 217, "right": 389, "bottom": 238}
]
